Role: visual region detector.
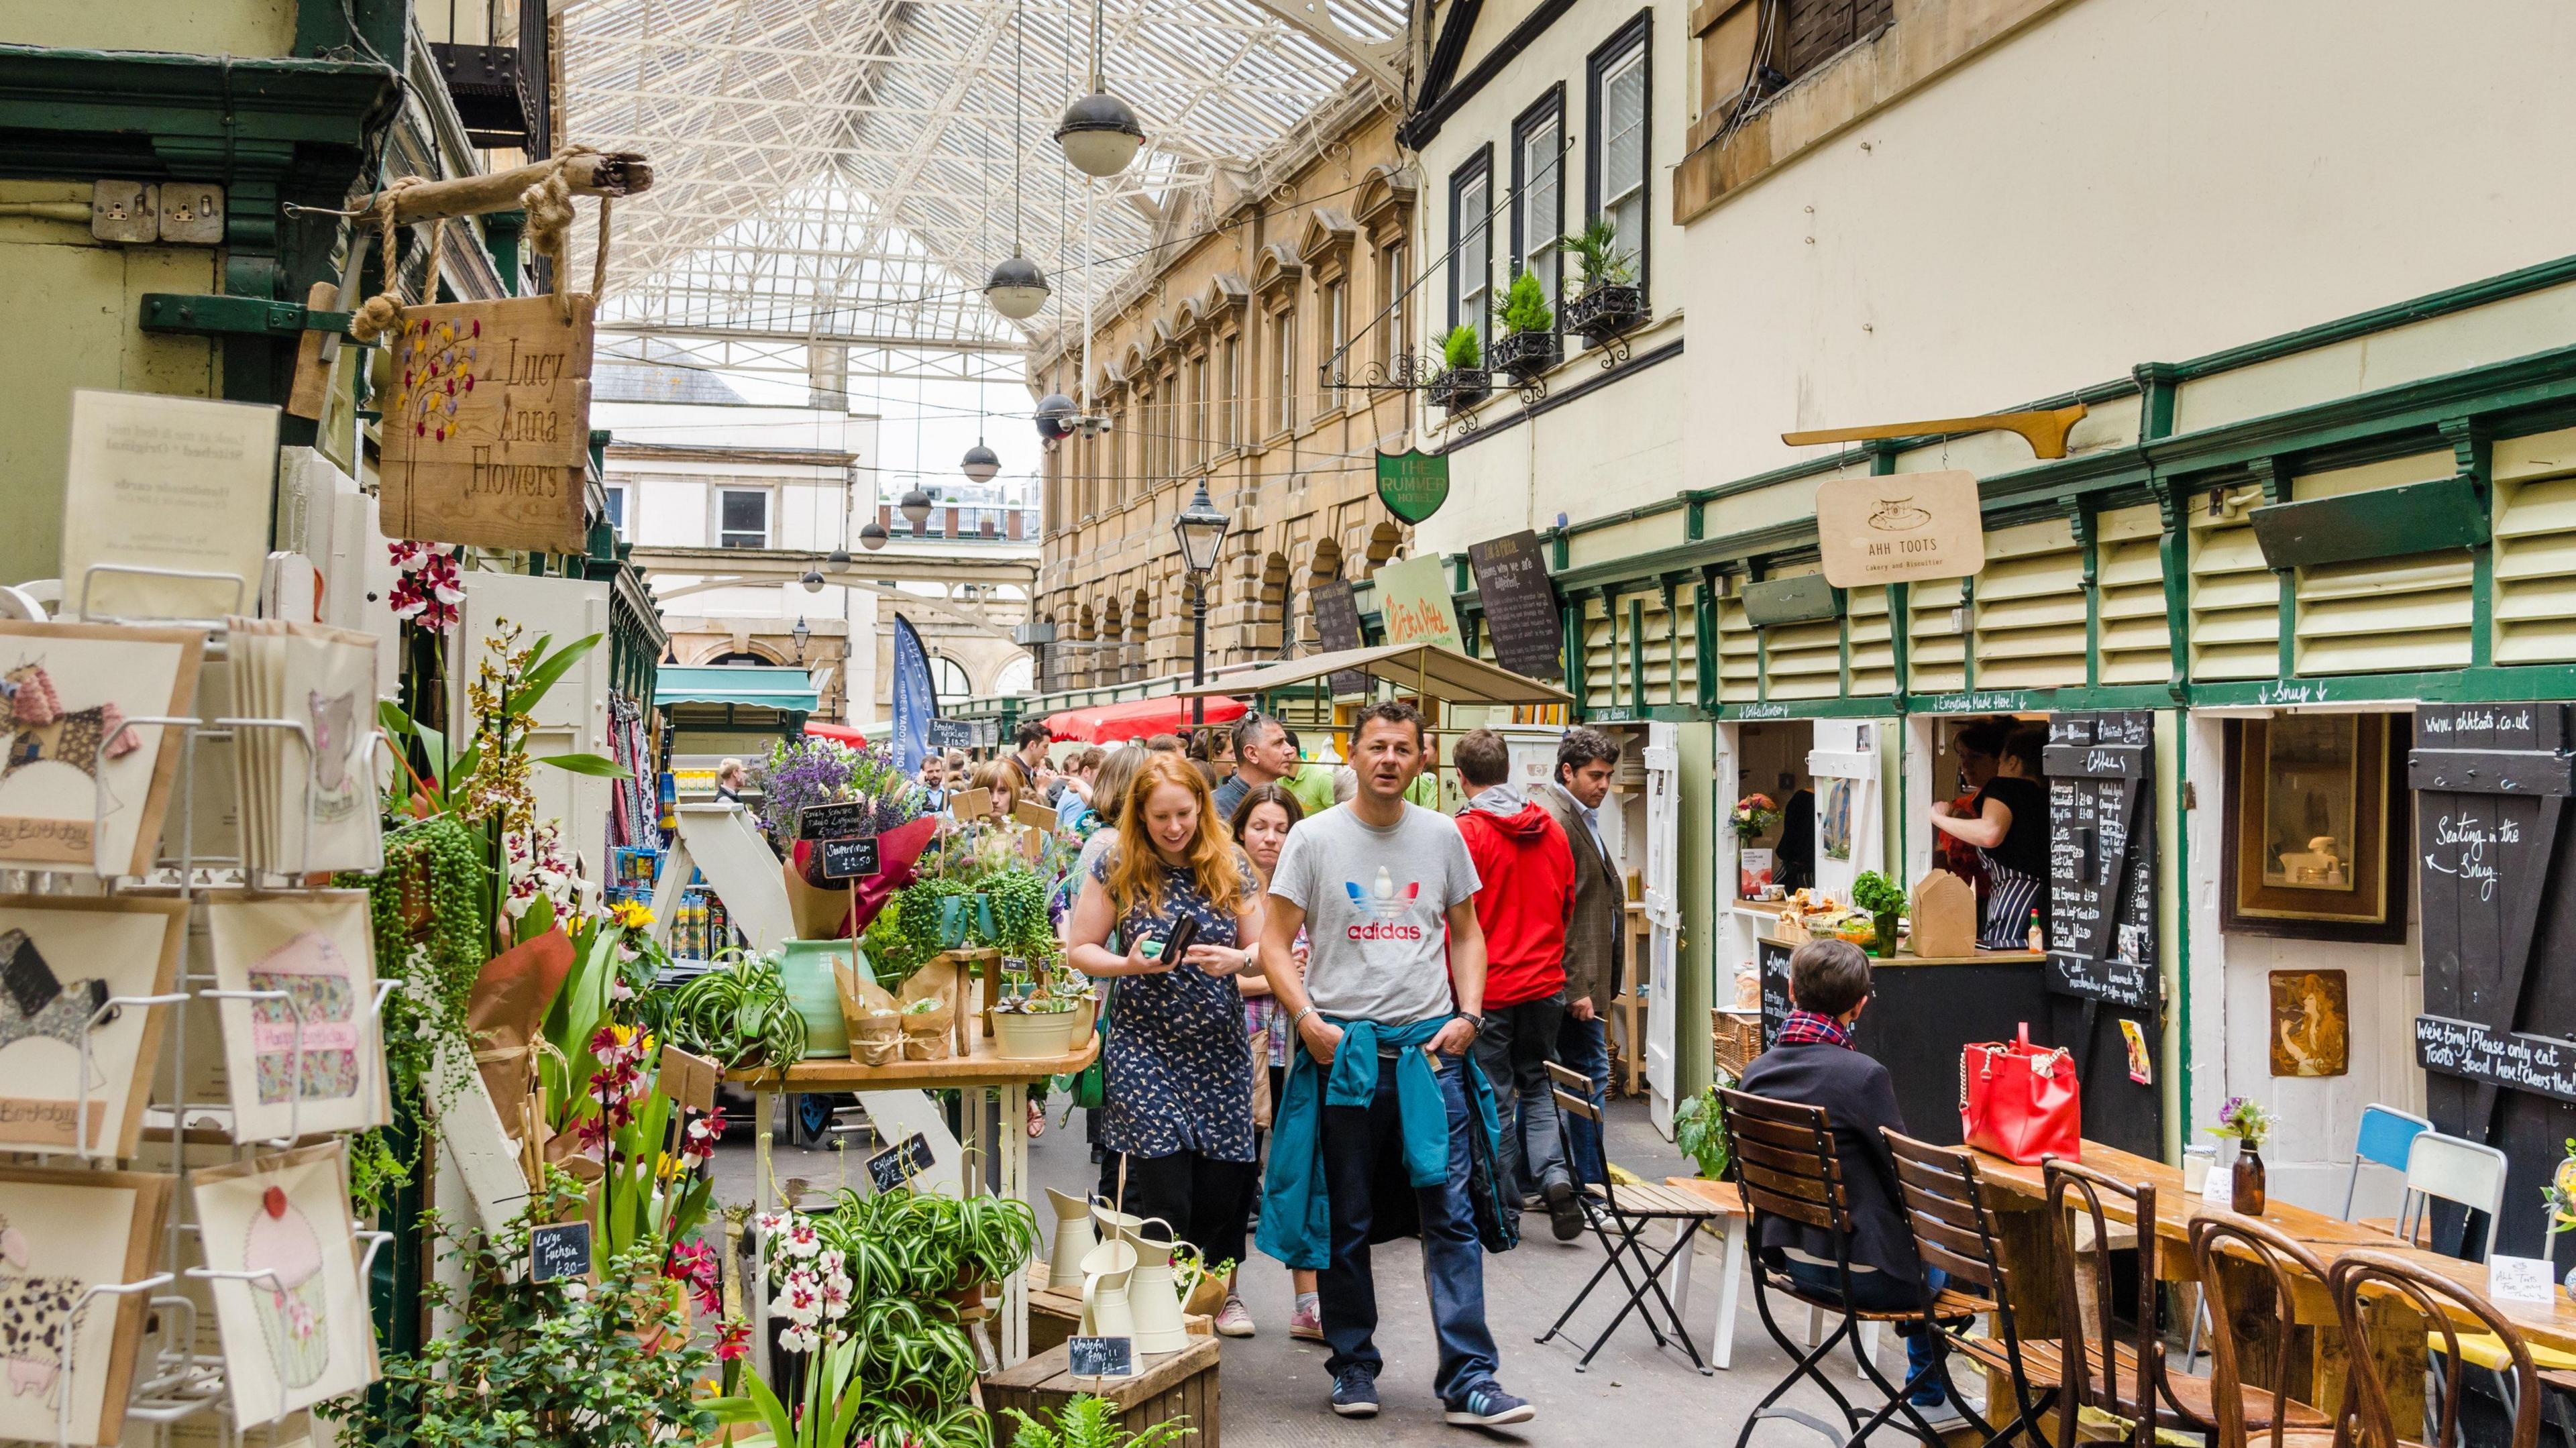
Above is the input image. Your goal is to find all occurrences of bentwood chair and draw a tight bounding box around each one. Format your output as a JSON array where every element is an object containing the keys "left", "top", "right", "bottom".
[
  {"left": 1534, "top": 1060, "right": 1730, "bottom": 1374},
  {"left": 1720, "top": 1089, "right": 1994, "bottom": 1448},
  {"left": 2329, "top": 1248, "right": 2542, "bottom": 1448},
  {"left": 2186, "top": 1214, "right": 2348, "bottom": 1448},
  {"left": 1881, "top": 1130, "right": 2057, "bottom": 1447},
  {"left": 2045, "top": 1159, "right": 2333, "bottom": 1445}
]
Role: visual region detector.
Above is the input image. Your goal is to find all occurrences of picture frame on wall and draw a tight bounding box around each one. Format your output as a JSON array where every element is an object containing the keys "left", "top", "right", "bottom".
[
  {"left": 0, "top": 1166, "right": 174, "bottom": 1445},
  {"left": 2221, "top": 713, "right": 2409, "bottom": 942},
  {"left": 0, "top": 894, "right": 186, "bottom": 1158}
]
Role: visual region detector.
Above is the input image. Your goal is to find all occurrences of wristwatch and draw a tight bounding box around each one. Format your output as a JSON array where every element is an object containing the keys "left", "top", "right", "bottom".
[{"left": 1456, "top": 1012, "right": 1485, "bottom": 1035}]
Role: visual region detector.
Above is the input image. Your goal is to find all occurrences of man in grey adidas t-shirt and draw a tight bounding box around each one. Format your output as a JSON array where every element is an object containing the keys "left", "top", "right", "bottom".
[{"left": 1259, "top": 700, "right": 1533, "bottom": 1430}]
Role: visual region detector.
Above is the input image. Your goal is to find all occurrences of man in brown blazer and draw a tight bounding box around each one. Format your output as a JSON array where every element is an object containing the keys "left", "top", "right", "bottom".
[{"left": 1533, "top": 727, "right": 1623, "bottom": 1186}]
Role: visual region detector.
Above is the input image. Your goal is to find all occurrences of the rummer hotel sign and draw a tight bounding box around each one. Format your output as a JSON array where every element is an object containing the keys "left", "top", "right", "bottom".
[
  {"left": 378, "top": 295, "right": 594, "bottom": 553},
  {"left": 1814, "top": 469, "right": 1986, "bottom": 588}
]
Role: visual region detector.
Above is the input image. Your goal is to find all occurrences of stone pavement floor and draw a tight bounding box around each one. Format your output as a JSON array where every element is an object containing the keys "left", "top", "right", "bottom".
[{"left": 720, "top": 1093, "right": 1964, "bottom": 1448}]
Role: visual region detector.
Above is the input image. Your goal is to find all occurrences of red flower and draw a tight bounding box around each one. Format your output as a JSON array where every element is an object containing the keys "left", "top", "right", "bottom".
[{"left": 716, "top": 1320, "right": 751, "bottom": 1361}]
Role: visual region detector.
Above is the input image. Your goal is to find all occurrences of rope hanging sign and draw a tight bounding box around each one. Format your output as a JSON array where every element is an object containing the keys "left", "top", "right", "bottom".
[{"left": 364, "top": 148, "right": 649, "bottom": 555}]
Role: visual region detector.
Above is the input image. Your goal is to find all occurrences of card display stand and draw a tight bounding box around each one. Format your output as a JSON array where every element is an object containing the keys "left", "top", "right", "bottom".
[{"left": 1, "top": 602, "right": 394, "bottom": 1446}]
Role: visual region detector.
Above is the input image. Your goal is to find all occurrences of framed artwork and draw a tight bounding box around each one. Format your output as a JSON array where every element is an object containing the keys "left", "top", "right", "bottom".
[
  {"left": 0, "top": 895, "right": 186, "bottom": 1157},
  {"left": 0, "top": 620, "right": 204, "bottom": 876},
  {"left": 2269, "top": 968, "right": 2351, "bottom": 1077},
  {"left": 1819, "top": 777, "right": 1854, "bottom": 861},
  {"left": 195, "top": 1143, "right": 378, "bottom": 1422},
  {"left": 0, "top": 1166, "right": 173, "bottom": 1445},
  {"left": 206, "top": 891, "right": 384, "bottom": 1142},
  {"left": 2221, "top": 714, "right": 2408, "bottom": 942}
]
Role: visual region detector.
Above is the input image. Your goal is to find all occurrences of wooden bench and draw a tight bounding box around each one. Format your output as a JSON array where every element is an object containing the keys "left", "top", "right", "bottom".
[{"left": 983, "top": 1336, "right": 1220, "bottom": 1448}]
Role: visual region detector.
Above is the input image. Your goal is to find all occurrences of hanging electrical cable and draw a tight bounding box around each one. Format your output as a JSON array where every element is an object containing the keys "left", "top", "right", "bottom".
[{"left": 985, "top": 0, "right": 1052, "bottom": 321}]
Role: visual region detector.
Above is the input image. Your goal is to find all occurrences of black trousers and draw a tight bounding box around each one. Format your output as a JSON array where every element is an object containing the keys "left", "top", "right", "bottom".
[{"left": 1108, "top": 1149, "right": 1255, "bottom": 1269}]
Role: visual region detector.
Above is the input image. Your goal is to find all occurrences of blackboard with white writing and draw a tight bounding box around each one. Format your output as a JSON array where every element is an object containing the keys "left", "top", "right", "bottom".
[
  {"left": 820, "top": 834, "right": 881, "bottom": 881},
  {"left": 1311, "top": 579, "right": 1368, "bottom": 695},
  {"left": 530, "top": 1219, "right": 593, "bottom": 1283},
  {"left": 927, "top": 719, "right": 973, "bottom": 750},
  {"left": 1468, "top": 531, "right": 1564, "bottom": 681},
  {"left": 868, "top": 1131, "right": 934, "bottom": 1192},
  {"left": 2042, "top": 712, "right": 2157, "bottom": 1008},
  {"left": 1758, "top": 938, "right": 1792, "bottom": 1046},
  {"left": 1068, "top": 1335, "right": 1134, "bottom": 1378}
]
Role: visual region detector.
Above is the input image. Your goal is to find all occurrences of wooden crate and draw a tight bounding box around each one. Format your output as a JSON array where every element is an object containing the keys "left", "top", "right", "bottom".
[{"left": 984, "top": 1337, "right": 1220, "bottom": 1448}]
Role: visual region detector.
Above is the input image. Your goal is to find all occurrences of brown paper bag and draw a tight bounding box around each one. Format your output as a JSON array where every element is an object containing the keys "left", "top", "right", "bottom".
[
  {"left": 899, "top": 958, "right": 957, "bottom": 1060},
  {"left": 784, "top": 857, "right": 853, "bottom": 940},
  {"left": 1248, "top": 1029, "right": 1273, "bottom": 1129},
  {"left": 468, "top": 928, "right": 575, "bottom": 1139},
  {"left": 836, "top": 962, "right": 904, "bottom": 1066},
  {"left": 1910, "top": 869, "right": 1978, "bottom": 959}
]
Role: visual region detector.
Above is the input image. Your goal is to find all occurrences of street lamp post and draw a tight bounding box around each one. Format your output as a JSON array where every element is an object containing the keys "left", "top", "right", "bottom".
[{"left": 1171, "top": 482, "right": 1230, "bottom": 728}]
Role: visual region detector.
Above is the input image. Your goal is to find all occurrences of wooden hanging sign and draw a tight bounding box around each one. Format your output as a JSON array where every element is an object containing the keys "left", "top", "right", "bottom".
[{"left": 377, "top": 294, "right": 594, "bottom": 553}]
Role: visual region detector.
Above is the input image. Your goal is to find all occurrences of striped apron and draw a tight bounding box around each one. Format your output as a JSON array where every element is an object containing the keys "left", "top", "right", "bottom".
[{"left": 1978, "top": 850, "right": 2043, "bottom": 950}]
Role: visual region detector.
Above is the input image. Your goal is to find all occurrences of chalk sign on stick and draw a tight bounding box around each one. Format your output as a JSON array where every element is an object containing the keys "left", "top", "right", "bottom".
[
  {"left": 867, "top": 1131, "right": 934, "bottom": 1192},
  {"left": 1068, "top": 1335, "right": 1135, "bottom": 1379},
  {"left": 530, "top": 1219, "right": 594, "bottom": 1283},
  {"left": 820, "top": 835, "right": 882, "bottom": 881},
  {"left": 657, "top": 1045, "right": 720, "bottom": 1113},
  {"left": 798, "top": 801, "right": 872, "bottom": 841}
]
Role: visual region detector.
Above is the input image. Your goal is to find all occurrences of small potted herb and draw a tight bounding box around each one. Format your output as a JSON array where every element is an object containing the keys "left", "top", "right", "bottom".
[
  {"left": 1488, "top": 270, "right": 1560, "bottom": 380},
  {"left": 1428, "top": 323, "right": 1490, "bottom": 409},
  {"left": 1851, "top": 871, "right": 1907, "bottom": 956},
  {"left": 2206, "top": 1096, "right": 2277, "bottom": 1214},
  {"left": 1556, "top": 217, "right": 1646, "bottom": 342},
  {"left": 1673, "top": 1075, "right": 1735, "bottom": 1180}
]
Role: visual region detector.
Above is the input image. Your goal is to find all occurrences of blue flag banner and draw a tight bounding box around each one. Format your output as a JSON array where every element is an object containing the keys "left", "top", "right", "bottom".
[{"left": 890, "top": 613, "right": 936, "bottom": 774}]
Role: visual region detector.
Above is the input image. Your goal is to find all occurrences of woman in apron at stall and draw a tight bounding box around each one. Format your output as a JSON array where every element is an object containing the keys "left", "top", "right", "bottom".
[{"left": 1929, "top": 724, "right": 2051, "bottom": 948}]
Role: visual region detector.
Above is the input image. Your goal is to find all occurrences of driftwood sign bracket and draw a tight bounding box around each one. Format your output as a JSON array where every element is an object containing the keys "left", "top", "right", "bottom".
[{"left": 1784, "top": 401, "right": 2090, "bottom": 460}]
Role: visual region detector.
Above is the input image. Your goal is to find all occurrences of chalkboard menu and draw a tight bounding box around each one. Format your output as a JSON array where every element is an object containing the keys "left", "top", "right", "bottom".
[
  {"left": 2042, "top": 711, "right": 2157, "bottom": 1009},
  {"left": 1757, "top": 938, "right": 1793, "bottom": 1045},
  {"left": 1468, "top": 531, "right": 1564, "bottom": 681},
  {"left": 2412, "top": 702, "right": 2576, "bottom": 1254},
  {"left": 1310, "top": 578, "right": 1367, "bottom": 695}
]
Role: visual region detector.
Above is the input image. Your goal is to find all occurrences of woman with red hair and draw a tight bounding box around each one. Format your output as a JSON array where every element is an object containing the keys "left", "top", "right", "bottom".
[{"left": 1064, "top": 753, "right": 1266, "bottom": 1287}]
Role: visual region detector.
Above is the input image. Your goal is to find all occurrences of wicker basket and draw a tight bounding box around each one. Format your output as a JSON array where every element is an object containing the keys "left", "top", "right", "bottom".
[{"left": 1713, "top": 1009, "right": 1762, "bottom": 1080}]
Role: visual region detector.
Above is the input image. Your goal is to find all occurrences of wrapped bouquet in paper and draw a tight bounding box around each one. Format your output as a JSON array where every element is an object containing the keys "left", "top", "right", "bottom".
[
  {"left": 835, "top": 960, "right": 902, "bottom": 1066},
  {"left": 897, "top": 958, "right": 957, "bottom": 1061}
]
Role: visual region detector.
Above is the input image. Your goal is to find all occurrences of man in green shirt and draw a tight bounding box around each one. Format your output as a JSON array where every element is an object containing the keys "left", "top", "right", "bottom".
[{"left": 1279, "top": 727, "right": 1340, "bottom": 816}]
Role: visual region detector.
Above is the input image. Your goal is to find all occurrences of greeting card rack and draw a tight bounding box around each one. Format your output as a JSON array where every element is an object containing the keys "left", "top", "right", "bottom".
[{"left": 5, "top": 602, "right": 396, "bottom": 1448}]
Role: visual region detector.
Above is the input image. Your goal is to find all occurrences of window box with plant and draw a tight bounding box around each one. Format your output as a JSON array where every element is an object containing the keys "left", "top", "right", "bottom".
[
  {"left": 1428, "top": 323, "right": 1490, "bottom": 410},
  {"left": 1487, "top": 270, "right": 1561, "bottom": 381},
  {"left": 1556, "top": 217, "right": 1646, "bottom": 343}
]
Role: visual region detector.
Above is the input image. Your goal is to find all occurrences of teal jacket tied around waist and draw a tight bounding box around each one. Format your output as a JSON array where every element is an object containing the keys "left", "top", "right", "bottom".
[{"left": 1255, "top": 1014, "right": 1506, "bottom": 1271}]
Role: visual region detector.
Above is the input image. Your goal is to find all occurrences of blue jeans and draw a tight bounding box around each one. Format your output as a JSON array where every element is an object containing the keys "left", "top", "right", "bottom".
[
  {"left": 1318, "top": 1052, "right": 1501, "bottom": 1405},
  {"left": 1555, "top": 1012, "right": 1611, "bottom": 1186},
  {"left": 1778, "top": 1258, "right": 1952, "bottom": 1400}
]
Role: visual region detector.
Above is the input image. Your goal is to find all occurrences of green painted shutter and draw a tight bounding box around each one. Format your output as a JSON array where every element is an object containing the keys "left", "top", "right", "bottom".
[
  {"left": 1760, "top": 563, "right": 1841, "bottom": 700},
  {"left": 1848, "top": 583, "right": 1894, "bottom": 695},
  {"left": 1969, "top": 518, "right": 2086, "bottom": 689},
  {"left": 1907, "top": 577, "right": 1967, "bottom": 693},
  {"left": 2491, "top": 431, "right": 2576, "bottom": 663},
  {"left": 1582, "top": 596, "right": 1620, "bottom": 704},
  {"left": 1715, "top": 588, "right": 1758, "bottom": 704},
  {"left": 2187, "top": 488, "right": 2277, "bottom": 681},
  {"left": 2290, "top": 453, "right": 2472, "bottom": 674},
  {"left": 2095, "top": 503, "right": 2169, "bottom": 685}
]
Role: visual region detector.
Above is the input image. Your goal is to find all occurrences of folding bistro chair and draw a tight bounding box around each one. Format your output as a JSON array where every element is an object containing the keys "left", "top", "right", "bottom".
[
  {"left": 2394, "top": 1130, "right": 2510, "bottom": 1262},
  {"left": 2330, "top": 1247, "right": 2543, "bottom": 1448},
  {"left": 2345, "top": 1104, "right": 2434, "bottom": 1221},
  {"left": 2045, "top": 1159, "right": 2333, "bottom": 1445},
  {"left": 1880, "top": 1130, "right": 2059, "bottom": 1447},
  {"left": 1719, "top": 1089, "right": 1993, "bottom": 1448},
  {"left": 1533, "top": 1060, "right": 1730, "bottom": 1375},
  {"left": 2186, "top": 1214, "right": 2347, "bottom": 1448}
]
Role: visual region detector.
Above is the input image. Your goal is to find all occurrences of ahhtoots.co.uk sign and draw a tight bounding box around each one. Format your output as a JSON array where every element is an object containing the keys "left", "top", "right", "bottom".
[{"left": 1814, "top": 469, "right": 1985, "bottom": 588}]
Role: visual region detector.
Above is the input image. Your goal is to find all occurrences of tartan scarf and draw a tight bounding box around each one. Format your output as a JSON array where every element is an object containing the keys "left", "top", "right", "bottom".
[{"left": 1775, "top": 1009, "right": 1853, "bottom": 1048}]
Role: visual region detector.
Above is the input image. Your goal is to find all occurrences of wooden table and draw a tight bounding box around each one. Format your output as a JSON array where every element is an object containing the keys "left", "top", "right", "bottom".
[
  {"left": 730, "top": 1034, "right": 1097, "bottom": 1363},
  {"left": 983, "top": 1335, "right": 1221, "bottom": 1448},
  {"left": 1964, "top": 1139, "right": 2576, "bottom": 1433}
]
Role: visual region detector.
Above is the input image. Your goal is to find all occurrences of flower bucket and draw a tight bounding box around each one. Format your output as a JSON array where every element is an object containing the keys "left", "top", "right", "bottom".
[
  {"left": 936, "top": 895, "right": 973, "bottom": 949},
  {"left": 992, "top": 1009, "right": 1083, "bottom": 1060},
  {"left": 775, "top": 939, "right": 858, "bottom": 1058}
]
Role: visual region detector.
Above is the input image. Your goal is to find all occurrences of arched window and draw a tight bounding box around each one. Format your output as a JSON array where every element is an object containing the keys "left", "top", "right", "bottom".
[
  {"left": 930, "top": 654, "right": 974, "bottom": 701},
  {"left": 710, "top": 650, "right": 770, "bottom": 667},
  {"left": 993, "top": 655, "right": 1036, "bottom": 695}
]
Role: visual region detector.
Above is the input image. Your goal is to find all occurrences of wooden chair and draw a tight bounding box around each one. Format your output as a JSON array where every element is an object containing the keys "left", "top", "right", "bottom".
[
  {"left": 1719, "top": 1089, "right": 1994, "bottom": 1448},
  {"left": 1533, "top": 1060, "right": 1731, "bottom": 1374},
  {"left": 2045, "top": 1159, "right": 2332, "bottom": 1445},
  {"left": 2328, "top": 1248, "right": 2542, "bottom": 1448},
  {"left": 2185, "top": 1215, "right": 2347, "bottom": 1448},
  {"left": 1882, "top": 1130, "right": 2056, "bottom": 1447}
]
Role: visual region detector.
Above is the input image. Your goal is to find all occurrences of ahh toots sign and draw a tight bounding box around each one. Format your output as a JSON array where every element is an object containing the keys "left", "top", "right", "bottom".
[{"left": 377, "top": 295, "right": 594, "bottom": 553}]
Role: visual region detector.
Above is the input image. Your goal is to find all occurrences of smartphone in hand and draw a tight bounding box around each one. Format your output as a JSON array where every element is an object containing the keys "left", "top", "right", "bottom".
[{"left": 1160, "top": 915, "right": 1200, "bottom": 966}]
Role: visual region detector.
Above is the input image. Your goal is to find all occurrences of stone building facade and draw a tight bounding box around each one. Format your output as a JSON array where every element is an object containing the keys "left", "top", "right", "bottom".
[{"left": 1026, "top": 90, "right": 1419, "bottom": 689}]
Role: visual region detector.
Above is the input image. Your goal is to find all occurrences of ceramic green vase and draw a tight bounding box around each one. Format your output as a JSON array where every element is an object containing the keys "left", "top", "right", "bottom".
[{"left": 776, "top": 938, "right": 866, "bottom": 1058}]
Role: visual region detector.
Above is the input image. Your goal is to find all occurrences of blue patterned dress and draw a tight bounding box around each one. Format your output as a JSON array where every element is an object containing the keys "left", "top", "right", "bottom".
[{"left": 1093, "top": 849, "right": 1257, "bottom": 1164}]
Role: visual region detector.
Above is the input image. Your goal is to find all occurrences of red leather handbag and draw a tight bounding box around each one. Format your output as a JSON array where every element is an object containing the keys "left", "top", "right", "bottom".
[{"left": 1960, "top": 1023, "right": 2080, "bottom": 1164}]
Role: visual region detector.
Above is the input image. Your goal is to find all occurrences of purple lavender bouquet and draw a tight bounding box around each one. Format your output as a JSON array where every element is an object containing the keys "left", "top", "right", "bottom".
[{"left": 756, "top": 736, "right": 924, "bottom": 841}]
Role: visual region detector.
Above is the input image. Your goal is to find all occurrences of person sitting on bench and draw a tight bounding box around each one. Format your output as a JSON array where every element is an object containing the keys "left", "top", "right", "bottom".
[{"left": 1736, "top": 938, "right": 1956, "bottom": 1418}]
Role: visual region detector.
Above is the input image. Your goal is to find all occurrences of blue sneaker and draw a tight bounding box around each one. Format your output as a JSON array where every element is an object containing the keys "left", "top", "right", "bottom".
[
  {"left": 1444, "top": 1386, "right": 1536, "bottom": 1427},
  {"left": 1330, "top": 1368, "right": 1380, "bottom": 1418}
]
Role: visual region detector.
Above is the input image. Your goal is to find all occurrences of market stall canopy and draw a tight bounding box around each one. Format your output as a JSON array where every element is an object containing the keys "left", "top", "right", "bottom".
[
  {"left": 655, "top": 665, "right": 820, "bottom": 713},
  {"left": 1177, "top": 643, "right": 1574, "bottom": 706},
  {"left": 1046, "top": 693, "right": 1248, "bottom": 743}
]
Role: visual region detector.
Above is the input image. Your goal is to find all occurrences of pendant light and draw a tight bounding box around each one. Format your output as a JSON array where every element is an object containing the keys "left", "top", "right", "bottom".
[
  {"left": 961, "top": 442, "right": 1002, "bottom": 482},
  {"left": 900, "top": 487, "right": 936, "bottom": 530},
  {"left": 1035, "top": 392, "right": 1077, "bottom": 441},
  {"left": 859, "top": 520, "right": 890, "bottom": 551},
  {"left": 985, "top": 0, "right": 1051, "bottom": 321},
  {"left": 1057, "top": 0, "right": 1144, "bottom": 177}
]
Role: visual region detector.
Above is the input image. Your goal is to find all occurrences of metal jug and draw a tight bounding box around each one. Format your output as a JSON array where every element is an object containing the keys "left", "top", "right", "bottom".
[
  {"left": 1124, "top": 1221, "right": 1191, "bottom": 1355},
  {"left": 1077, "top": 1238, "right": 1138, "bottom": 1348},
  {"left": 1045, "top": 1188, "right": 1096, "bottom": 1288}
]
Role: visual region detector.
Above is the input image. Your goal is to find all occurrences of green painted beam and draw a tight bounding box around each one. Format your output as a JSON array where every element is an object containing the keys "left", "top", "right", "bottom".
[{"left": 140, "top": 292, "right": 356, "bottom": 339}]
